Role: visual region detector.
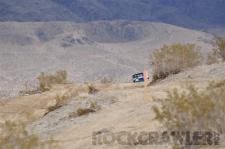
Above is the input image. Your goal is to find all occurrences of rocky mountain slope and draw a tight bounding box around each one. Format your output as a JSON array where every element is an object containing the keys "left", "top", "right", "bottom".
[
  {"left": 0, "top": 0, "right": 81, "bottom": 21},
  {"left": 0, "top": 0, "right": 225, "bottom": 29},
  {"left": 53, "top": 0, "right": 225, "bottom": 29}
]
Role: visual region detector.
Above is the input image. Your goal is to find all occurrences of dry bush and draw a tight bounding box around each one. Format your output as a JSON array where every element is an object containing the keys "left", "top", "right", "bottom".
[
  {"left": 0, "top": 121, "right": 58, "bottom": 149},
  {"left": 69, "top": 101, "right": 99, "bottom": 118},
  {"left": 213, "top": 37, "right": 225, "bottom": 61},
  {"left": 37, "top": 70, "right": 67, "bottom": 92},
  {"left": 46, "top": 93, "right": 72, "bottom": 115},
  {"left": 77, "top": 101, "right": 100, "bottom": 116},
  {"left": 76, "top": 108, "right": 96, "bottom": 116},
  {"left": 47, "top": 96, "right": 64, "bottom": 113},
  {"left": 150, "top": 43, "right": 202, "bottom": 82},
  {"left": 88, "top": 84, "right": 99, "bottom": 94},
  {"left": 153, "top": 80, "right": 225, "bottom": 148},
  {"left": 207, "top": 79, "right": 225, "bottom": 89}
]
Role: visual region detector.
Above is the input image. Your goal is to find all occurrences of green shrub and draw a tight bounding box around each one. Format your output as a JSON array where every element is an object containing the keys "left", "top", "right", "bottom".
[
  {"left": 153, "top": 80, "right": 225, "bottom": 148},
  {"left": 0, "top": 121, "right": 58, "bottom": 149},
  {"left": 150, "top": 43, "right": 202, "bottom": 82},
  {"left": 37, "top": 70, "right": 67, "bottom": 92}
]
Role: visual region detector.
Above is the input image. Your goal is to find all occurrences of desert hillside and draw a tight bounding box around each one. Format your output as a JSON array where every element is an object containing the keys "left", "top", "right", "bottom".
[
  {"left": 0, "top": 62, "right": 224, "bottom": 148},
  {"left": 0, "top": 1, "right": 224, "bottom": 148},
  {"left": 0, "top": 21, "right": 213, "bottom": 98}
]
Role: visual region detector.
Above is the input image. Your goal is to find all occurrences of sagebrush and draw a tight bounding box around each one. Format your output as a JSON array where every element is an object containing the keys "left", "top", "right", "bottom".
[
  {"left": 37, "top": 70, "right": 67, "bottom": 92},
  {"left": 150, "top": 43, "right": 202, "bottom": 82},
  {"left": 69, "top": 101, "right": 99, "bottom": 118},
  {"left": 153, "top": 80, "right": 225, "bottom": 148},
  {"left": 0, "top": 121, "right": 58, "bottom": 149},
  {"left": 88, "top": 84, "right": 99, "bottom": 94},
  {"left": 47, "top": 94, "right": 68, "bottom": 113}
]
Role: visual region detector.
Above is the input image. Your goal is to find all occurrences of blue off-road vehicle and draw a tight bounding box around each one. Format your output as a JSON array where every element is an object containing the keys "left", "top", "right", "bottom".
[{"left": 132, "top": 73, "right": 144, "bottom": 83}]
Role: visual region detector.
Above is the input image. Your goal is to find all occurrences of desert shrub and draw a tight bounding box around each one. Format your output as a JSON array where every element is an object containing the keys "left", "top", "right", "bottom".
[
  {"left": 89, "top": 101, "right": 98, "bottom": 109},
  {"left": 0, "top": 121, "right": 58, "bottom": 149},
  {"left": 153, "top": 80, "right": 225, "bottom": 148},
  {"left": 47, "top": 95, "right": 65, "bottom": 113},
  {"left": 76, "top": 108, "right": 96, "bottom": 116},
  {"left": 213, "top": 37, "right": 225, "bottom": 61},
  {"left": 150, "top": 43, "right": 202, "bottom": 82},
  {"left": 69, "top": 101, "right": 100, "bottom": 118},
  {"left": 45, "top": 92, "right": 73, "bottom": 116},
  {"left": 207, "top": 79, "right": 225, "bottom": 89},
  {"left": 88, "top": 84, "right": 99, "bottom": 94},
  {"left": 37, "top": 70, "right": 67, "bottom": 92},
  {"left": 78, "top": 101, "right": 100, "bottom": 116}
]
